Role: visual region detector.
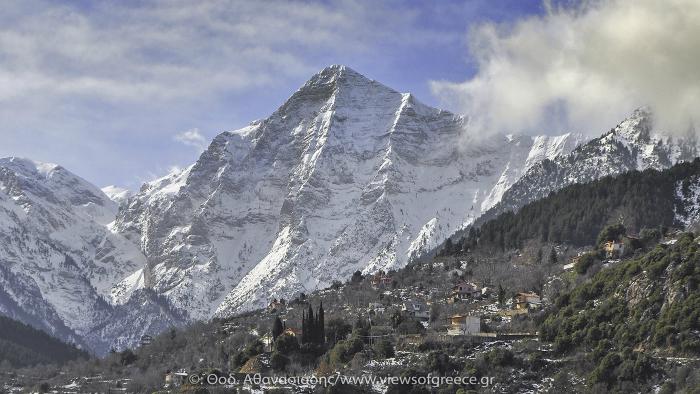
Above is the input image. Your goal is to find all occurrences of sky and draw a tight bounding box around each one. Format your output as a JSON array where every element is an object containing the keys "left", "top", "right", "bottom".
[
  {"left": 1, "top": 0, "right": 698, "bottom": 190},
  {"left": 0, "top": 0, "right": 545, "bottom": 189}
]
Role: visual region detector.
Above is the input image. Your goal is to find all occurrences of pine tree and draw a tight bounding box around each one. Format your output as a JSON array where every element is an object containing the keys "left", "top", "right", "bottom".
[
  {"left": 498, "top": 284, "right": 506, "bottom": 306},
  {"left": 272, "top": 317, "right": 283, "bottom": 340},
  {"left": 307, "top": 305, "right": 315, "bottom": 344},
  {"left": 444, "top": 238, "right": 454, "bottom": 255},
  {"left": 301, "top": 311, "right": 307, "bottom": 344},
  {"left": 549, "top": 248, "right": 558, "bottom": 265},
  {"left": 315, "top": 314, "right": 320, "bottom": 344},
  {"left": 351, "top": 270, "right": 363, "bottom": 283},
  {"left": 317, "top": 302, "right": 325, "bottom": 344}
]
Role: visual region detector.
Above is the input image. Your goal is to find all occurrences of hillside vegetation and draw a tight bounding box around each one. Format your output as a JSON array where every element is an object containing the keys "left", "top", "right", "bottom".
[
  {"left": 541, "top": 232, "right": 700, "bottom": 392},
  {"left": 0, "top": 315, "right": 89, "bottom": 368},
  {"left": 447, "top": 159, "right": 700, "bottom": 253}
]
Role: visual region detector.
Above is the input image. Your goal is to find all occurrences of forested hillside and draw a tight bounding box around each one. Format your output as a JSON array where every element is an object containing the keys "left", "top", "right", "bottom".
[
  {"left": 540, "top": 232, "right": 700, "bottom": 392},
  {"left": 0, "top": 315, "right": 89, "bottom": 368},
  {"left": 446, "top": 159, "right": 700, "bottom": 253}
]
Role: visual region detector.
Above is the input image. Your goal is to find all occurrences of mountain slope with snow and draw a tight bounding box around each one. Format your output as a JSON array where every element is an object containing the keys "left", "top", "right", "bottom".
[
  {"left": 477, "top": 108, "right": 699, "bottom": 225},
  {"left": 3, "top": 67, "right": 698, "bottom": 352},
  {"left": 112, "top": 65, "right": 582, "bottom": 317},
  {"left": 0, "top": 157, "right": 185, "bottom": 354},
  {"left": 102, "top": 185, "right": 132, "bottom": 206}
]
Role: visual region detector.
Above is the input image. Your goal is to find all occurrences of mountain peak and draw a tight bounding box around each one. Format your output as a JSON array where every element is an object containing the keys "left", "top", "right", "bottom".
[
  {"left": 0, "top": 156, "right": 62, "bottom": 179},
  {"left": 297, "top": 65, "right": 396, "bottom": 97},
  {"left": 311, "top": 64, "right": 360, "bottom": 80},
  {"left": 302, "top": 64, "right": 356, "bottom": 87},
  {"left": 267, "top": 65, "right": 401, "bottom": 124},
  {"left": 612, "top": 107, "right": 653, "bottom": 144}
]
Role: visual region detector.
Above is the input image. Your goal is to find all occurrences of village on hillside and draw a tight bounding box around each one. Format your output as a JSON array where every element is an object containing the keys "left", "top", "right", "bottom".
[
  {"left": 3, "top": 228, "right": 692, "bottom": 393},
  {"left": 157, "top": 251, "right": 559, "bottom": 391}
]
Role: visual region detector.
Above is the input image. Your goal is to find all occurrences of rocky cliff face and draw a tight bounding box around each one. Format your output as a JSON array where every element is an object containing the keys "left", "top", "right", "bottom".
[{"left": 112, "top": 65, "right": 582, "bottom": 317}]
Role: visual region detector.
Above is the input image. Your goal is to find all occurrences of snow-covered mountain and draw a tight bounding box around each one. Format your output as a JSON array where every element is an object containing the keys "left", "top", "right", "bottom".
[
  {"left": 477, "top": 108, "right": 699, "bottom": 225},
  {"left": 4, "top": 66, "right": 698, "bottom": 352},
  {"left": 0, "top": 157, "right": 185, "bottom": 354},
  {"left": 112, "top": 65, "right": 583, "bottom": 317}
]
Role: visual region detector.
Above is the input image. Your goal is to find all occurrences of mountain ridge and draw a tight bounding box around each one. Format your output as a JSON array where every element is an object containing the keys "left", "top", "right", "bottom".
[
  {"left": 0, "top": 157, "right": 185, "bottom": 355},
  {"left": 472, "top": 108, "right": 699, "bottom": 228},
  {"left": 1, "top": 66, "right": 694, "bottom": 354}
]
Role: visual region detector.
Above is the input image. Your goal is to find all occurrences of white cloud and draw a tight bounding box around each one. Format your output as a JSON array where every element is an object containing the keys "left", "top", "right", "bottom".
[
  {"left": 174, "top": 129, "right": 207, "bottom": 152},
  {"left": 0, "top": 0, "right": 459, "bottom": 189},
  {"left": 167, "top": 165, "right": 183, "bottom": 174},
  {"left": 431, "top": 0, "right": 700, "bottom": 137},
  {"left": 0, "top": 0, "right": 450, "bottom": 104}
]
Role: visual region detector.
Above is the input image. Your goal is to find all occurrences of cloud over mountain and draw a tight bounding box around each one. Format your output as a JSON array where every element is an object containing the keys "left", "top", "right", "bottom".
[
  {"left": 174, "top": 129, "right": 207, "bottom": 152},
  {"left": 431, "top": 0, "right": 700, "bottom": 137}
]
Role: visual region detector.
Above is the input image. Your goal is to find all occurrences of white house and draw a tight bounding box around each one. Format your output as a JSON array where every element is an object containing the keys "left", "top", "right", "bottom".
[
  {"left": 603, "top": 241, "right": 625, "bottom": 258},
  {"left": 447, "top": 314, "right": 481, "bottom": 336}
]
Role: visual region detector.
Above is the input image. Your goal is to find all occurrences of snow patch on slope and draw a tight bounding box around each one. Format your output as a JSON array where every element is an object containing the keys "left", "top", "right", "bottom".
[
  {"left": 675, "top": 176, "right": 700, "bottom": 228},
  {"left": 102, "top": 185, "right": 132, "bottom": 205}
]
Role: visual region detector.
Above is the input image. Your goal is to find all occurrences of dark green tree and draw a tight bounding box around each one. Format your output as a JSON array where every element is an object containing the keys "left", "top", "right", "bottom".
[
  {"left": 119, "top": 349, "right": 137, "bottom": 366},
  {"left": 308, "top": 304, "right": 315, "bottom": 343},
  {"left": 390, "top": 310, "right": 403, "bottom": 328},
  {"left": 596, "top": 223, "right": 626, "bottom": 247},
  {"left": 274, "top": 334, "right": 299, "bottom": 355},
  {"left": 317, "top": 302, "right": 325, "bottom": 344},
  {"left": 373, "top": 339, "right": 395, "bottom": 358},
  {"left": 325, "top": 318, "right": 352, "bottom": 345},
  {"left": 351, "top": 270, "right": 363, "bottom": 283},
  {"left": 272, "top": 317, "right": 284, "bottom": 340},
  {"left": 270, "top": 351, "right": 289, "bottom": 371},
  {"left": 498, "top": 284, "right": 506, "bottom": 306},
  {"left": 575, "top": 253, "right": 598, "bottom": 275},
  {"left": 426, "top": 351, "right": 452, "bottom": 374},
  {"left": 301, "top": 311, "right": 308, "bottom": 344},
  {"left": 443, "top": 238, "right": 454, "bottom": 255},
  {"left": 244, "top": 340, "right": 264, "bottom": 358}
]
